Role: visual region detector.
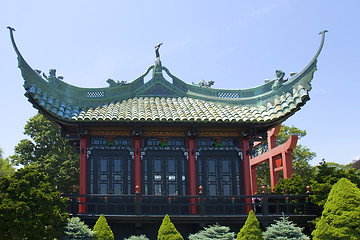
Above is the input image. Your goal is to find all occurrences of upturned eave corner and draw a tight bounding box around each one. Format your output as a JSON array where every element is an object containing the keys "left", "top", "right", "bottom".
[{"left": 9, "top": 28, "right": 326, "bottom": 130}]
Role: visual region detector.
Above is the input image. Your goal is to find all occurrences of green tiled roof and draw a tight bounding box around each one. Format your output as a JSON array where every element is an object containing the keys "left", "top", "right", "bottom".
[
  {"left": 9, "top": 28, "right": 326, "bottom": 127},
  {"left": 27, "top": 86, "right": 308, "bottom": 123}
]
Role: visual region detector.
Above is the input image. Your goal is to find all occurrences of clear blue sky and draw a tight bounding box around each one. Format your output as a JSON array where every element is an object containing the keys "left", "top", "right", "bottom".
[{"left": 1, "top": 1, "right": 359, "bottom": 166}]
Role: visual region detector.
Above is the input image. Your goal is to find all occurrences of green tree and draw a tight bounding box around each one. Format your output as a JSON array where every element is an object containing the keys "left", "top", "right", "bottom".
[
  {"left": 158, "top": 214, "right": 183, "bottom": 240},
  {"left": 124, "top": 235, "right": 150, "bottom": 240},
  {"left": 256, "top": 125, "right": 316, "bottom": 192},
  {"left": 93, "top": 214, "right": 114, "bottom": 240},
  {"left": 263, "top": 214, "right": 309, "bottom": 240},
  {"left": 237, "top": 210, "right": 263, "bottom": 240},
  {"left": 0, "top": 148, "right": 14, "bottom": 177},
  {"left": 63, "top": 217, "right": 95, "bottom": 240},
  {"left": 10, "top": 113, "right": 79, "bottom": 192},
  {"left": 272, "top": 174, "right": 307, "bottom": 195},
  {"left": 188, "top": 223, "right": 235, "bottom": 240},
  {"left": 312, "top": 178, "right": 360, "bottom": 240},
  {"left": 0, "top": 167, "right": 68, "bottom": 239},
  {"left": 310, "top": 160, "right": 360, "bottom": 208}
]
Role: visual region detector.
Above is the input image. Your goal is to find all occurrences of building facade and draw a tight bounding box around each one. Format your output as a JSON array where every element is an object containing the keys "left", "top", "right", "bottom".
[{"left": 9, "top": 27, "right": 326, "bottom": 237}]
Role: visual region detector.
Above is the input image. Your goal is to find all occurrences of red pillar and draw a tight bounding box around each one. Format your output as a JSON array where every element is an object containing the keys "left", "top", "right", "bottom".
[
  {"left": 282, "top": 151, "right": 293, "bottom": 178},
  {"left": 133, "top": 137, "right": 142, "bottom": 194},
  {"left": 187, "top": 137, "right": 198, "bottom": 214},
  {"left": 241, "top": 137, "right": 252, "bottom": 214},
  {"left": 79, "top": 136, "right": 88, "bottom": 213},
  {"left": 250, "top": 166, "right": 258, "bottom": 195},
  {"left": 268, "top": 127, "right": 279, "bottom": 190}
]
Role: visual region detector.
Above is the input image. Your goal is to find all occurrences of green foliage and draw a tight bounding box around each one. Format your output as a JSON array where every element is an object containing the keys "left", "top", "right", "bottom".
[
  {"left": 352, "top": 157, "right": 360, "bottom": 171},
  {"left": 0, "top": 148, "right": 14, "bottom": 177},
  {"left": 158, "top": 214, "right": 183, "bottom": 240},
  {"left": 63, "top": 217, "right": 95, "bottom": 239},
  {"left": 188, "top": 223, "right": 235, "bottom": 240},
  {"left": 272, "top": 174, "right": 307, "bottom": 195},
  {"left": 256, "top": 125, "right": 316, "bottom": 192},
  {"left": 312, "top": 178, "right": 360, "bottom": 240},
  {"left": 0, "top": 167, "right": 68, "bottom": 239},
  {"left": 310, "top": 160, "right": 360, "bottom": 208},
  {"left": 237, "top": 210, "right": 263, "bottom": 240},
  {"left": 10, "top": 113, "right": 79, "bottom": 192},
  {"left": 93, "top": 214, "right": 114, "bottom": 240},
  {"left": 123, "top": 235, "right": 150, "bottom": 240},
  {"left": 263, "top": 214, "right": 309, "bottom": 240}
]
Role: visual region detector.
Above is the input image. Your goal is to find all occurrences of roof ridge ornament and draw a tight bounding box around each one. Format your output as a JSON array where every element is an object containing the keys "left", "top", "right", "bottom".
[{"left": 153, "top": 42, "right": 163, "bottom": 76}]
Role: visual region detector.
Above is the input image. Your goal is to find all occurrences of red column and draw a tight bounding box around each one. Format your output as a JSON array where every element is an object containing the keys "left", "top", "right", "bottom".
[
  {"left": 133, "top": 137, "right": 142, "bottom": 194},
  {"left": 187, "top": 137, "right": 198, "bottom": 214},
  {"left": 282, "top": 151, "right": 293, "bottom": 178},
  {"left": 268, "top": 127, "right": 278, "bottom": 190},
  {"left": 250, "top": 166, "right": 258, "bottom": 195},
  {"left": 79, "top": 136, "right": 88, "bottom": 213},
  {"left": 241, "top": 137, "right": 252, "bottom": 214}
]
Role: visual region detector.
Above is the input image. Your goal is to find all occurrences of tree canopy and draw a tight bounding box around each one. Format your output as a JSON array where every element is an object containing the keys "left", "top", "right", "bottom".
[
  {"left": 312, "top": 178, "right": 360, "bottom": 239},
  {"left": 10, "top": 113, "right": 79, "bottom": 192},
  {"left": 0, "top": 167, "right": 68, "bottom": 239},
  {"left": 93, "top": 214, "right": 114, "bottom": 240},
  {"left": 0, "top": 148, "right": 14, "bottom": 177},
  {"left": 310, "top": 160, "right": 360, "bottom": 208},
  {"left": 263, "top": 214, "right": 309, "bottom": 240},
  {"left": 158, "top": 214, "right": 183, "bottom": 240},
  {"left": 189, "top": 223, "right": 235, "bottom": 240},
  {"left": 63, "top": 217, "right": 95, "bottom": 240},
  {"left": 237, "top": 210, "right": 263, "bottom": 240}
]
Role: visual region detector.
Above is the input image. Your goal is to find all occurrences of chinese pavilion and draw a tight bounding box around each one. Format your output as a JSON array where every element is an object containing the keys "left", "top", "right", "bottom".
[{"left": 9, "top": 27, "right": 326, "bottom": 237}]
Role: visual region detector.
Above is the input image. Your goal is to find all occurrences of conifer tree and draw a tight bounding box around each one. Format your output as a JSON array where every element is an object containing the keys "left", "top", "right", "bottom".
[
  {"left": 157, "top": 214, "right": 183, "bottom": 240},
  {"left": 237, "top": 210, "right": 263, "bottom": 240},
  {"left": 124, "top": 235, "right": 150, "bottom": 240},
  {"left": 188, "top": 223, "right": 235, "bottom": 240},
  {"left": 63, "top": 217, "right": 95, "bottom": 240},
  {"left": 93, "top": 214, "right": 114, "bottom": 240},
  {"left": 312, "top": 178, "right": 360, "bottom": 239},
  {"left": 263, "top": 214, "right": 309, "bottom": 240}
]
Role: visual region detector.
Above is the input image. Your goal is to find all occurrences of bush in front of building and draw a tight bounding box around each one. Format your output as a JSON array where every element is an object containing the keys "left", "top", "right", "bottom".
[
  {"left": 158, "top": 214, "right": 183, "bottom": 240},
  {"left": 93, "top": 214, "right": 114, "bottom": 240},
  {"left": 312, "top": 178, "right": 360, "bottom": 239},
  {"left": 263, "top": 214, "right": 309, "bottom": 240},
  {"left": 63, "top": 217, "right": 95, "bottom": 239},
  {"left": 237, "top": 210, "right": 263, "bottom": 240},
  {"left": 123, "top": 234, "right": 150, "bottom": 240},
  {"left": 188, "top": 223, "right": 235, "bottom": 240}
]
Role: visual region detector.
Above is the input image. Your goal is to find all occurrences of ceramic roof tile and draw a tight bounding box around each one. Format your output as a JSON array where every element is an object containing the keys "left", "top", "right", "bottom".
[{"left": 25, "top": 83, "right": 312, "bottom": 124}]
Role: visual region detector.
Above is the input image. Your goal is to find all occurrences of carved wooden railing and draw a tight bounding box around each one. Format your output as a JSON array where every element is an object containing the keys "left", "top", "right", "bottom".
[{"left": 61, "top": 187, "right": 313, "bottom": 217}]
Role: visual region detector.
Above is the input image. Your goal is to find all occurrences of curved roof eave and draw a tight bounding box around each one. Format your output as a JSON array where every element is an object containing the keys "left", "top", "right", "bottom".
[{"left": 9, "top": 27, "right": 326, "bottom": 127}]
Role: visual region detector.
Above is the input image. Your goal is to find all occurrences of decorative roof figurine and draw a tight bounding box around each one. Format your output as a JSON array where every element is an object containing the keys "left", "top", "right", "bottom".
[{"left": 154, "top": 42, "right": 163, "bottom": 75}]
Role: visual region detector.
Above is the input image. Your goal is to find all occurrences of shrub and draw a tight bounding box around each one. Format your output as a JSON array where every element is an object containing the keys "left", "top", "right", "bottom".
[
  {"left": 312, "top": 178, "right": 360, "bottom": 239},
  {"left": 0, "top": 167, "right": 68, "bottom": 239},
  {"left": 124, "top": 234, "right": 150, "bottom": 240},
  {"left": 63, "top": 217, "right": 95, "bottom": 239},
  {"left": 158, "top": 214, "right": 183, "bottom": 240},
  {"left": 263, "top": 214, "right": 309, "bottom": 240},
  {"left": 93, "top": 214, "right": 114, "bottom": 240},
  {"left": 188, "top": 223, "right": 235, "bottom": 240},
  {"left": 237, "top": 210, "right": 263, "bottom": 240}
]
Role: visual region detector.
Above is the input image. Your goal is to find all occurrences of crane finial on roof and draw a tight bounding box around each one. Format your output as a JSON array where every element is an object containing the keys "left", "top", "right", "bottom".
[{"left": 155, "top": 42, "right": 163, "bottom": 59}]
